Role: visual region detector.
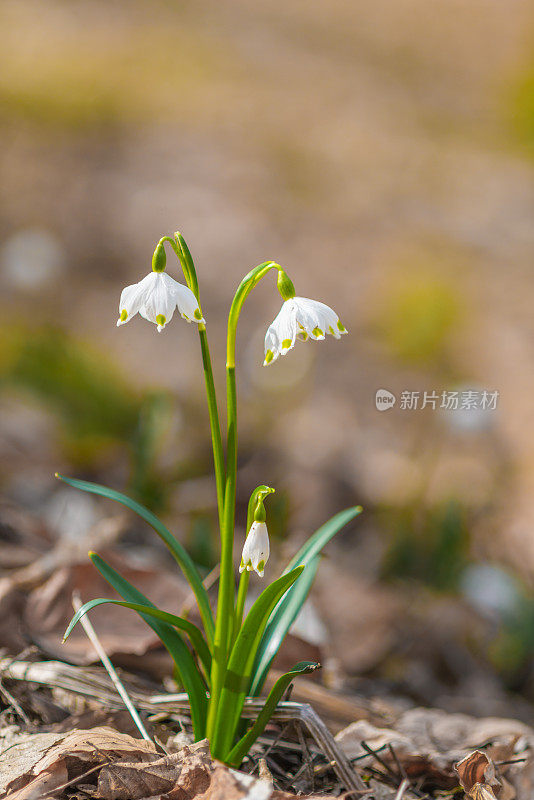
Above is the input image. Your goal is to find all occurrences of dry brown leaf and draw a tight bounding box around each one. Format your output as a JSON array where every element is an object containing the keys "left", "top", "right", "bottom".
[
  {"left": 97, "top": 739, "right": 212, "bottom": 800},
  {"left": 456, "top": 750, "right": 517, "bottom": 800},
  {"left": 337, "top": 707, "right": 533, "bottom": 795},
  {"left": 6, "top": 761, "right": 69, "bottom": 800},
  {"left": 456, "top": 751, "right": 500, "bottom": 793},
  {"left": 22, "top": 557, "right": 190, "bottom": 678},
  {"left": 1, "top": 726, "right": 158, "bottom": 799},
  {"left": 469, "top": 787, "right": 499, "bottom": 800}
]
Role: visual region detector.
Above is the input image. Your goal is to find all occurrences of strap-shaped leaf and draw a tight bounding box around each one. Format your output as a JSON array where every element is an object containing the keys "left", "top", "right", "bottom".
[
  {"left": 64, "top": 598, "right": 211, "bottom": 677},
  {"left": 227, "top": 661, "right": 320, "bottom": 766},
  {"left": 211, "top": 566, "right": 304, "bottom": 760},
  {"left": 56, "top": 474, "right": 214, "bottom": 646},
  {"left": 250, "top": 506, "right": 362, "bottom": 696},
  {"left": 88, "top": 552, "right": 208, "bottom": 738},
  {"left": 250, "top": 556, "right": 319, "bottom": 696}
]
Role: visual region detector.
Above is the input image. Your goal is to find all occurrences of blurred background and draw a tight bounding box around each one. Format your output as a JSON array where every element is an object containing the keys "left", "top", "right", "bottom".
[{"left": 2, "top": 0, "right": 534, "bottom": 721}]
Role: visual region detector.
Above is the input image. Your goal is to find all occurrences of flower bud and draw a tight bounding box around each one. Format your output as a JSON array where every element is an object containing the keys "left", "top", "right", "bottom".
[
  {"left": 277, "top": 268, "right": 296, "bottom": 301},
  {"left": 152, "top": 242, "right": 167, "bottom": 273},
  {"left": 239, "top": 520, "right": 270, "bottom": 577}
]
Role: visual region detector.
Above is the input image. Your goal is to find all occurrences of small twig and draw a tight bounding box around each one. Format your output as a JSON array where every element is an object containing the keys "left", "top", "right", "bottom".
[
  {"left": 42, "top": 761, "right": 111, "bottom": 797},
  {"left": 364, "top": 764, "right": 395, "bottom": 786},
  {"left": 2, "top": 657, "right": 365, "bottom": 791},
  {"left": 350, "top": 743, "right": 389, "bottom": 762},
  {"left": 260, "top": 722, "right": 293, "bottom": 762},
  {"left": 394, "top": 778, "right": 410, "bottom": 800},
  {"left": 295, "top": 720, "right": 314, "bottom": 789},
  {"left": 388, "top": 743, "right": 407, "bottom": 780},
  {"left": 0, "top": 678, "right": 30, "bottom": 725},
  {"left": 360, "top": 740, "right": 399, "bottom": 780},
  {"left": 71, "top": 591, "right": 152, "bottom": 743}
]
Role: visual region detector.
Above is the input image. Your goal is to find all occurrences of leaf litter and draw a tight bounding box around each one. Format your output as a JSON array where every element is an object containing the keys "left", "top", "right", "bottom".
[{"left": 1, "top": 508, "right": 534, "bottom": 799}]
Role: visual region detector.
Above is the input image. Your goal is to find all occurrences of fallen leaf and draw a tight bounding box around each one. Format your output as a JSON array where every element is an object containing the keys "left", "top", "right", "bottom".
[
  {"left": 337, "top": 707, "right": 533, "bottom": 795},
  {"left": 1, "top": 726, "right": 158, "bottom": 798},
  {"left": 23, "top": 556, "right": 190, "bottom": 677},
  {"left": 456, "top": 751, "right": 500, "bottom": 794},
  {"left": 7, "top": 761, "right": 69, "bottom": 800},
  {"left": 97, "top": 739, "right": 212, "bottom": 800},
  {"left": 456, "top": 750, "right": 516, "bottom": 800}
]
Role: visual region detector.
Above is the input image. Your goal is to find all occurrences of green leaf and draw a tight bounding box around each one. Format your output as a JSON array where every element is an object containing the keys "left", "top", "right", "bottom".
[
  {"left": 88, "top": 552, "right": 208, "bottom": 738},
  {"left": 250, "top": 556, "right": 319, "bottom": 697},
  {"left": 56, "top": 474, "right": 214, "bottom": 646},
  {"left": 64, "top": 598, "right": 211, "bottom": 677},
  {"left": 211, "top": 566, "right": 304, "bottom": 760},
  {"left": 227, "top": 661, "right": 320, "bottom": 766},
  {"left": 250, "top": 506, "right": 362, "bottom": 696}
]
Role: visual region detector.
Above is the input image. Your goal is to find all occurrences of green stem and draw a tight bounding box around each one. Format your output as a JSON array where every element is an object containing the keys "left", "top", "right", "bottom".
[
  {"left": 226, "top": 262, "right": 279, "bottom": 368},
  {"left": 207, "top": 366, "right": 237, "bottom": 739},
  {"left": 207, "top": 261, "right": 281, "bottom": 740},
  {"left": 198, "top": 326, "right": 225, "bottom": 526},
  {"left": 233, "top": 573, "right": 250, "bottom": 648},
  {"left": 170, "top": 233, "right": 225, "bottom": 528}
]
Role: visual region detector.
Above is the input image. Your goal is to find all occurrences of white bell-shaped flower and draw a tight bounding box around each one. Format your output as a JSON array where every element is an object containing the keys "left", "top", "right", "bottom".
[
  {"left": 117, "top": 272, "right": 204, "bottom": 333},
  {"left": 239, "top": 521, "right": 270, "bottom": 577},
  {"left": 264, "top": 297, "right": 347, "bottom": 365}
]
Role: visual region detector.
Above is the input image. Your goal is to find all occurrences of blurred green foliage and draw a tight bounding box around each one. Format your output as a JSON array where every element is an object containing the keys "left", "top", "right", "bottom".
[
  {"left": 380, "top": 499, "right": 470, "bottom": 592},
  {"left": 0, "top": 22, "right": 240, "bottom": 131},
  {"left": 0, "top": 325, "right": 173, "bottom": 511},
  {"left": 376, "top": 266, "right": 463, "bottom": 367},
  {"left": 187, "top": 513, "right": 217, "bottom": 570},
  {"left": 490, "top": 588, "right": 534, "bottom": 685},
  {"left": 508, "top": 65, "right": 534, "bottom": 152}
]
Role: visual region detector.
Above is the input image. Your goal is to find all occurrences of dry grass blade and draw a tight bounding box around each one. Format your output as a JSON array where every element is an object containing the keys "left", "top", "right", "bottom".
[
  {"left": 1, "top": 657, "right": 366, "bottom": 792},
  {"left": 71, "top": 591, "right": 153, "bottom": 743},
  {"left": 394, "top": 778, "right": 410, "bottom": 800}
]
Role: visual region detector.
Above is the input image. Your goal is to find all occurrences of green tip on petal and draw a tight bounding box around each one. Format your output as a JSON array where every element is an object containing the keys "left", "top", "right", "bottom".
[
  {"left": 312, "top": 326, "right": 324, "bottom": 338},
  {"left": 156, "top": 314, "right": 166, "bottom": 327},
  {"left": 257, "top": 560, "right": 265, "bottom": 573},
  {"left": 281, "top": 338, "right": 292, "bottom": 350},
  {"left": 264, "top": 349, "right": 274, "bottom": 364},
  {"left": 120, "top": 310, "right": 128, "bottom": 322},
  {"left": 337, "top": 320, "right": 347, "bottom": 333},
  {"left": 194, "top": 308, "right": 202, "bottom": 321},
  {"left": 328, "top": 325, "right": 335, "bottom": 334}
]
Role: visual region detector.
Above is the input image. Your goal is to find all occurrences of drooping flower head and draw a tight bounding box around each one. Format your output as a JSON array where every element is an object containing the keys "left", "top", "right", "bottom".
[
  {"left": 263, "top": 269, "right": 347, "bottom": 365},
  {"left": 117, "top": 242, "right": 204, "bottom": 332},
  {"left": 239, "top": 520, "right": 270, "bottom": 577},
  {"left": 240, "top": 491, "right": 272, "bottom": 577}
]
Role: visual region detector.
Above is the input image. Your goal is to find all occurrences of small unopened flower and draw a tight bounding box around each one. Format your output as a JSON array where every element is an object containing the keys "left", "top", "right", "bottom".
[
  {"left": 264, "top": 297, "right": 347, "bottom": 365},
  {"left": 239, "top": 521, "right": 270, "bottom": 577},
  {"left": 117, "top": 272, "right": 204, "bottom": 332}
]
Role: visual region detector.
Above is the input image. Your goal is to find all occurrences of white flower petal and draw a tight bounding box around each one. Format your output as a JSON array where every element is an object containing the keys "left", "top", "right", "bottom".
[
  {"left": 240, "top": 521, "right": 270, "bottom": 577},
  {"left": 263, "top": 300, "right": 298, "bottom": 365},
  {"left": 117, "top": 280, "right": 148, "bottom": 326},
  {"left": 170, "top": 278, "right": 205, "bottom": 323},
  {"left": 262, "top": 295, "right": 346, "bottom": 364},
  {"left": 138, "top": 273, "right": 177, "bottom": 332},
  {"left": 263, "top": 326, "right": 280, "bottom": 365},
  {"left": 117, "top": 271, "right": 204, "bottom": 333}
]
